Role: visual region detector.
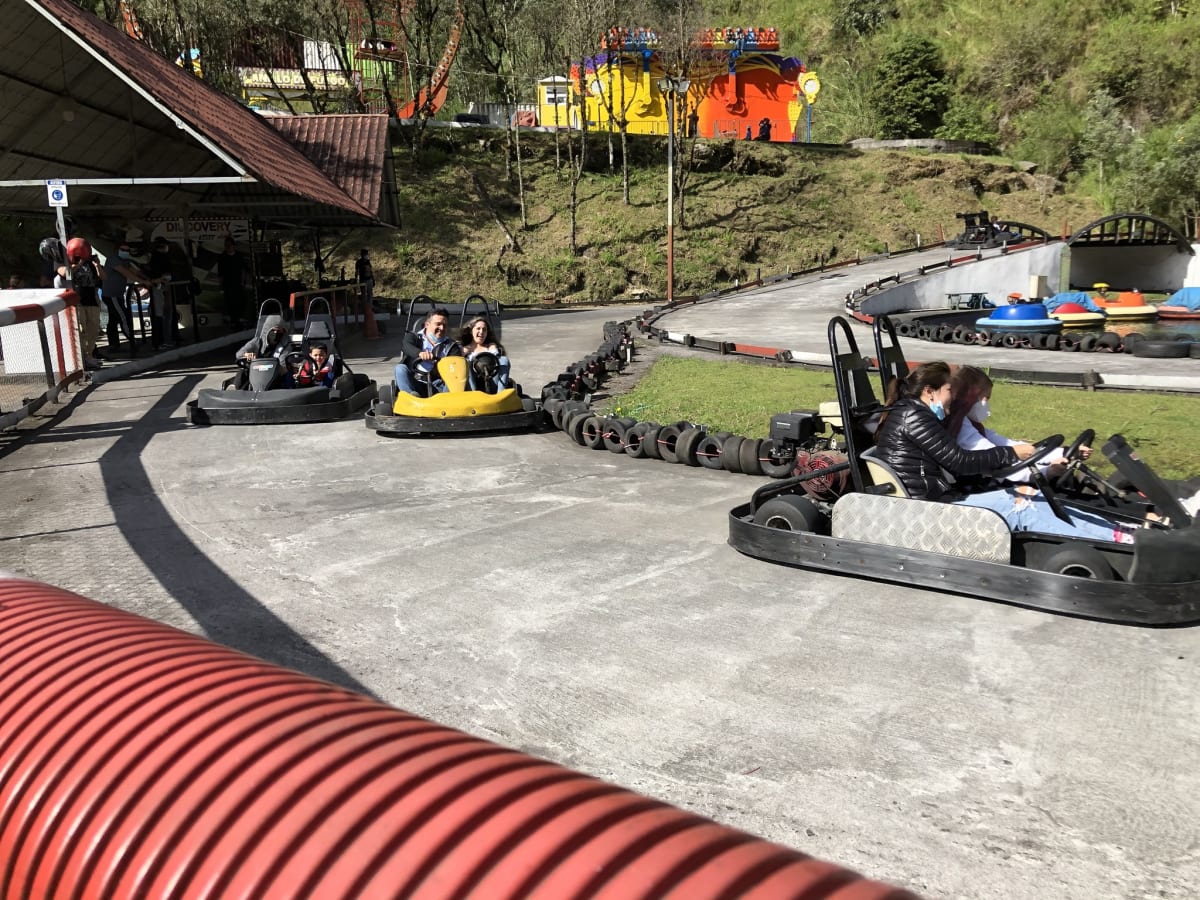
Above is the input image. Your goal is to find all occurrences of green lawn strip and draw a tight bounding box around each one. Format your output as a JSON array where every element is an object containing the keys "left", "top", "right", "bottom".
[{"left": 601, "top": 357, "right": 1200, "bottom": 480}]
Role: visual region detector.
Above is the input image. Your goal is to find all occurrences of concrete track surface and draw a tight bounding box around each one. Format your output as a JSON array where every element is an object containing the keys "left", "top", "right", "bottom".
[{"left": 1, "top": 303, "right": 1196, "bottom": 900}]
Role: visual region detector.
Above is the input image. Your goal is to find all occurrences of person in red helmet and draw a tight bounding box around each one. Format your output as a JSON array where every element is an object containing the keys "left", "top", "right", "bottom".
[{"left": 66, "top": 237, "right": 105, "bottom": 370}]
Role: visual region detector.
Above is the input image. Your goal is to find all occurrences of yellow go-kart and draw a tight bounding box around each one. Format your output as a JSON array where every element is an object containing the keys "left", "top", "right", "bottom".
[{"left": 365, "top": 354, "right": 545, "bottom": 436}]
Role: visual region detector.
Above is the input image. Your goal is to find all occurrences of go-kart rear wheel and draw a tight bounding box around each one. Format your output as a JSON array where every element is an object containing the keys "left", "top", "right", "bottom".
[
  {"left": 754, "top": 494, "right": 824, "bottom": 533},
  {"left": 1041, "top": 546, "right": 1114, "bottom": 580},
  {"left": 377, "top": 383, "right": 396, "bottom": 413}
]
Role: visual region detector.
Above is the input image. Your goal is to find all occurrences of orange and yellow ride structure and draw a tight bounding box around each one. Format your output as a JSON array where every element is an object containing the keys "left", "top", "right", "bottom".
[{"left": 566, "top": 27, "right": 813, "bottom": 143}]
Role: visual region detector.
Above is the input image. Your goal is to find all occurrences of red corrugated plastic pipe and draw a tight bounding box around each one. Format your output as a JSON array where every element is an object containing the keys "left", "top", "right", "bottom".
[{"left": 0, "top": 578, "right": 920, "bottom": 900}]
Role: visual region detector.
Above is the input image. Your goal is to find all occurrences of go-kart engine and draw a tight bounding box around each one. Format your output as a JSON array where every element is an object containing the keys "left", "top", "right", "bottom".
[{"left": 793, "top": 449, "right": 851, "bottom": 501}]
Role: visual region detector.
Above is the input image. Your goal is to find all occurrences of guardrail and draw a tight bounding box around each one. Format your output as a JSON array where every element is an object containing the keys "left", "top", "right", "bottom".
[{"left": 0, "top": 288, "right": 84, "bottom": 429}]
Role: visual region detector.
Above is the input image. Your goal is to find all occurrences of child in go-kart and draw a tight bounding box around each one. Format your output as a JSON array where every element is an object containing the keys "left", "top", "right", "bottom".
[
  {"left": 874, "top": 362, "right": 1141, "bottom": 543},
  {"left": 295, "top": 343, "right": 338, "bottom": 388}
]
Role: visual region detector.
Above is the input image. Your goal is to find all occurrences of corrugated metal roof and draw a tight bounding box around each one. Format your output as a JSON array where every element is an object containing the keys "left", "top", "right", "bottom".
[{"left": 0, "top": 0, "right": 390, "bottom": 227}]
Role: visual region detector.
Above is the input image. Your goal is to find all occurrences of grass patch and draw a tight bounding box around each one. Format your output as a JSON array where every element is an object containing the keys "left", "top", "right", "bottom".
[{"left": 604, "top": 357, "right": 1200, "bottom": 479}]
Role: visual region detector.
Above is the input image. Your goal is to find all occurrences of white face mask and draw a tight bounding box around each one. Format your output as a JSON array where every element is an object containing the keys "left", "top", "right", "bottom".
[{"left": 969, "top": 398, "right": 991, "bottom": 422}]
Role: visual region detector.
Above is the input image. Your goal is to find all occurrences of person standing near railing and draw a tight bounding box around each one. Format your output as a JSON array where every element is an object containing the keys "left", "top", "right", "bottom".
[
  {"left": 100, "top": 242, "right": 144, "bottom": 357},
  {"left": 65, "top": 237, "right": 105, "bottom": 371}
]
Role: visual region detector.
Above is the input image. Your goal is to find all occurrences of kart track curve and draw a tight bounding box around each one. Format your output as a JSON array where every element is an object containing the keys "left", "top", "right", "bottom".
[{"left": 0, "top": 297, "right": 1196, "bottom": 900}]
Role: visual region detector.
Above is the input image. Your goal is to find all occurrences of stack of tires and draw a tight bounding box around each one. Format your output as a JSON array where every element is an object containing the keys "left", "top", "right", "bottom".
[
  {"left": 896, "top": 318, "right": 1200, "bottom": 357},
  {"left": 540, "top": 321, "right": 636, "bottom": 403},
  {"left": 540, "top": 400, "right": 795, "bottom": 478}
]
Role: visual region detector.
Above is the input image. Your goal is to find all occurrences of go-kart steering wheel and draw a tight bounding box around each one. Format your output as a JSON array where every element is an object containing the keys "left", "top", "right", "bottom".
[
  {"left": 991, "top": 434, "right": 1063, "bottom": 479},
  {"left": 284, "top": 350, "right": 308, "bottom": 369},
  {"left": 1054, "top": 428, "right": 1095, "bottom": 491}
]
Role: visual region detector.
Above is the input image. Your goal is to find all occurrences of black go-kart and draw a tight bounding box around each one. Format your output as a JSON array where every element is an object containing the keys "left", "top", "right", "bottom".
[
  {"left": 187, "top": 298, "right": 376, "bottom": 426},
  {"left": 727, "top": 315, "right": 1200, "bottom": 626},
  {"left": 946, "top": 210, "right": 1025, "bottom": 250}
]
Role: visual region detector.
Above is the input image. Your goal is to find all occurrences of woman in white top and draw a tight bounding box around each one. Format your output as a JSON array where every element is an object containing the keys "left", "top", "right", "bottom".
[
  {"left": 460, "top": 316, "right": 511, "bottom": 392},
  {"left": 947, "top": 365, "right": 1080, "bottom": 485}
]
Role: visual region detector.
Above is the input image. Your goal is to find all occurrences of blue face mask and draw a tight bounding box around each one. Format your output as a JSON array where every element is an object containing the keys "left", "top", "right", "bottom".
[
  {"left": 118, "top": 250, "right": 131, "bottom": 259},
  {"left": 929, "top": 400, "right": 947, "bottom": 421}
]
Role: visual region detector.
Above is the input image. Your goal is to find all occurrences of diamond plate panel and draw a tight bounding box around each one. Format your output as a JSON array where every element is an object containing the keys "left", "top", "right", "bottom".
[{"left": 832, "top": 493, "right": 1011, "bottom": 562}]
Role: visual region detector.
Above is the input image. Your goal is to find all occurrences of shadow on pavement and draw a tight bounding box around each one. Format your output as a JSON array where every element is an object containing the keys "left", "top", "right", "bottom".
[{"left": 97, "top": 374, "right": 377, "bottom": 697}]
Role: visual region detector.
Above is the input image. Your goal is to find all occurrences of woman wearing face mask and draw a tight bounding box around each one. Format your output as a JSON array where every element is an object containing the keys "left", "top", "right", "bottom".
[
  {"left": 874, "top": 362, "right": 1134, "bottom": 542},
  {"left": 947, "top": 366, "right": 1077, "bottom": 484}
]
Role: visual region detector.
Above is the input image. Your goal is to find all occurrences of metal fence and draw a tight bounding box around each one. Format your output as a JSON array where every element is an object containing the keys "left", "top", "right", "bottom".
[{"left": 0, "top": 289, "right": 83, "bottom": 429}]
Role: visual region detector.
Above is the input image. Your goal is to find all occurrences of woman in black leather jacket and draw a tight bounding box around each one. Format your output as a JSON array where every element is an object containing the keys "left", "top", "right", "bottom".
[{"left": 874, "top": 362, "right": 1135, "bottom": 542}]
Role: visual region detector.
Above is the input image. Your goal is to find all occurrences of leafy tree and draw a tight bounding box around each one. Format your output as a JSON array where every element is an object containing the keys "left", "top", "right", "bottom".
[
  {"left": 1078, "top": 89, "right": 1133, "bottom": 209},
  {"left": 833, "top": 0, "right": 897, "bottom": 43},
  {"left": 1115, "top": 114, "right": 1200, "bottom": 236},
  {"left": 935, "top": 97, "right": 999, "bottom": 146},
  {"left": 870, "top": 35, "right": 948, "bottom": 139}
]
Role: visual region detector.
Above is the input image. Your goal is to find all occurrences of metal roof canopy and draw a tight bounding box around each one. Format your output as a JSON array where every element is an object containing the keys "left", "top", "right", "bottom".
[{"left": 0, "top": 0, "right": 392, "bottom": 233}]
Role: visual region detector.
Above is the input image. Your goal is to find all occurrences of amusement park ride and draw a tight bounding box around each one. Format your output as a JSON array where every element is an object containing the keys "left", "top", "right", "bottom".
[
  {"left": 118, "top": 0, "right": 464, "bottom": 117},
  {"left": 118, "top": 3, "right": 813, "bottom": 140},
  {"left": 565, "top": 26, "right": 820, "bottom": 143}
]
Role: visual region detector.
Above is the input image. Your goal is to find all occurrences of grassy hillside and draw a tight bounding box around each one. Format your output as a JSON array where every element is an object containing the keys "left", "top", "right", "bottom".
[{"left": 324, "top": 128, "right": 1104, "bottom": 306}]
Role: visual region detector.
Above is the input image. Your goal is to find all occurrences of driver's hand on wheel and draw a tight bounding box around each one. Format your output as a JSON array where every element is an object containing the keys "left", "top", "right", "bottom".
[
  {"left": 1013, "top": 441, "right": 1036, "bottom": 460},
  {"left": 1078, "top": 445, "right": 1092, "bottom": 460},
  {"left": 419, "top": 350, "right": 434, "bottom": 361}
]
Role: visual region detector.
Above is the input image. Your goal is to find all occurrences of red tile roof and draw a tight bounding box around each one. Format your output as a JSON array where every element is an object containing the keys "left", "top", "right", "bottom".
[
  {"left": 33, "top": 0, "right": 380, "bottom": 223},
  {"left": 266, "top": 115, "right": 389, "bottom": 216}
]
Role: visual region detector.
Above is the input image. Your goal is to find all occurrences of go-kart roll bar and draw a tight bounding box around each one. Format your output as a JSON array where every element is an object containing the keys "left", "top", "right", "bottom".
[
  {"left": 828, "top": 316, "right": 886, "bottom": 494},
  {"left": 872, "top": 314, "right": 909, "bottom": 403}
]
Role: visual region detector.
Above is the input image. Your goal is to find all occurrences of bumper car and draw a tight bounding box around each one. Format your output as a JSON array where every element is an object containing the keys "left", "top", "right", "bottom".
[
  {"left": 727, "top": 315, "right": 1200, "bottom": 626},
  {"left": 1092, "top": 287, "right": 1158, "bottom": 321},
  {"left": 975, "top": 302, "right": 1061, "bottom": 333},
  {"left": 366, "top": 354, "right": 544, "bottom": 436},
  {"left": 186, "top": 299, "right": 376, "bottom": 426},
  {"left": 1158, "top": 287, "right": 1200, "bottom": 320}
]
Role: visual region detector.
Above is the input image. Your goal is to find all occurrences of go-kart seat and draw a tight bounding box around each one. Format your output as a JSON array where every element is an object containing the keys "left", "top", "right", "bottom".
[
  {"left": 859, "top": 446, "right": 910, "bottom": 498},
  {"left": 302, "top": 319, "right": 337, "bottom": 356}
]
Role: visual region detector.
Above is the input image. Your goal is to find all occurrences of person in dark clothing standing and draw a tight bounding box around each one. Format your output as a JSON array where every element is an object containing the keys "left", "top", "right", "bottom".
[
  {"left": 354, "top": 249, "right": 374, "bottom": 309},
  {"left": 216, "top": 236, "right": 248, "bottom": 328}
]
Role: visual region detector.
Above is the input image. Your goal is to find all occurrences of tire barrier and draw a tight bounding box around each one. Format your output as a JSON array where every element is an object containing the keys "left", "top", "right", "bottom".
[
  {"left": 896, "top": 321, "right": 1199, "bottom": 360},
  {"left": 540, "top": 320, "right": 636, "bottom": 404},
  {"left": 549, "top": 384, "right": 796, "bottom": 480},
  {"left": 1132, "top": 339, "right": 1190, "bottom": 359},
  {"left": 0, "top": 578, "right": 918, "bottom": 900}
]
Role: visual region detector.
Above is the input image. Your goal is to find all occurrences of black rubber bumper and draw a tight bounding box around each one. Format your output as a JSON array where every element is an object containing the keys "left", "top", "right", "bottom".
[
  {"left": 187, "top": 381, "right": 377, "bottom": 426},
  {"left": 727, "top": 502, "right": 1200, "bottom": 626},
  {"left": 365, "top": 404, "right": 546, "bottom": 436}
]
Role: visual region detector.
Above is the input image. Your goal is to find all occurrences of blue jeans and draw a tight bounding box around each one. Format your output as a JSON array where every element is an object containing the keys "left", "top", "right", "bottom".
[
  {"left": 394, "top": 363, "right": 445, "bottom": 396},
  {"left": 468, "top": 355, "right": 511, "bottom": 392},
  {"left": 954, "top": 487, "right": 1132, "bottom": 543}
]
